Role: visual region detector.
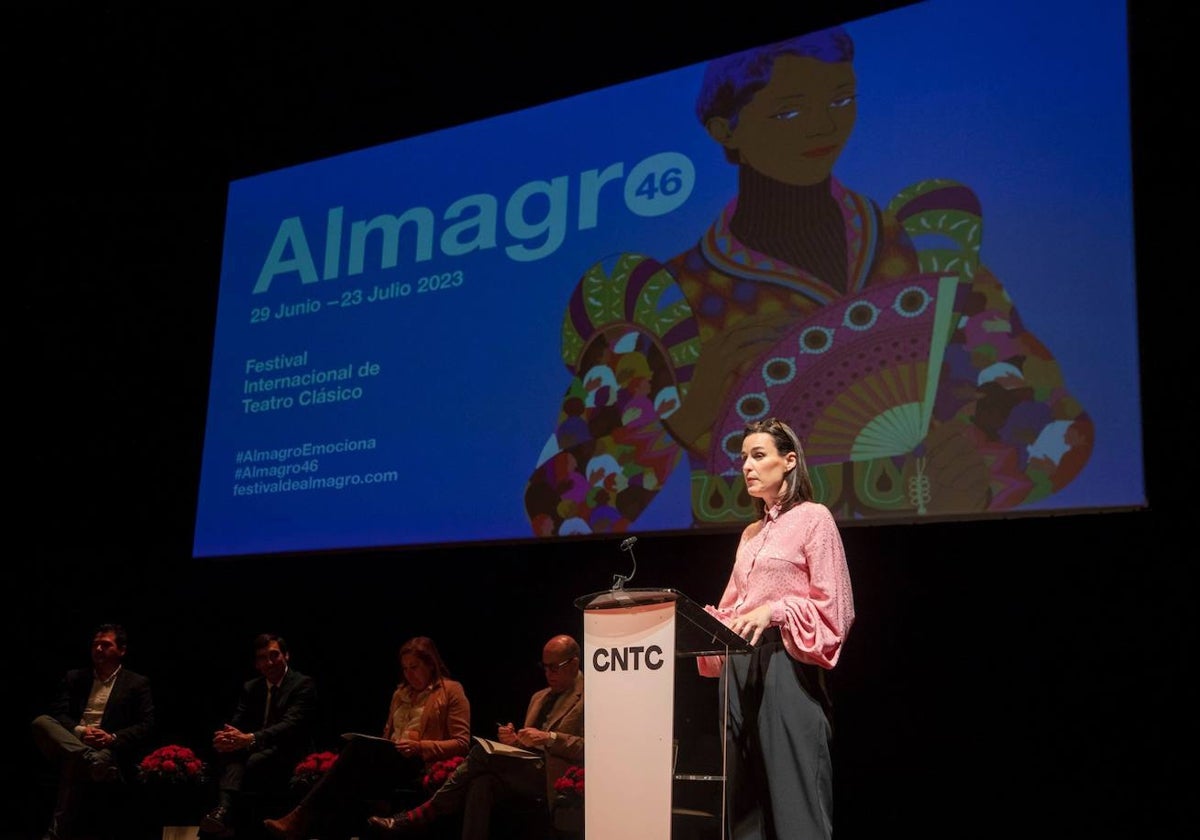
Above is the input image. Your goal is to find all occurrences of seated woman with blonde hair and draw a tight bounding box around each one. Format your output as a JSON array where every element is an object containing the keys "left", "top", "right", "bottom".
[{"left": 264, "top": 635, "right": 470, "bottom": 839}]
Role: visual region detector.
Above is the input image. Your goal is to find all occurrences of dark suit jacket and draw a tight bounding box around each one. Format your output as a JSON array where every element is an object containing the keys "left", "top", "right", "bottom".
[
  {"left": 523, "top": 672, "right": 584, "bottom": 803},
  {"left": 228, "top": 667, "right": 317, "bottom": 769},
  {"left": 48, "top": 667, "right": 156, "bottom": 768}
]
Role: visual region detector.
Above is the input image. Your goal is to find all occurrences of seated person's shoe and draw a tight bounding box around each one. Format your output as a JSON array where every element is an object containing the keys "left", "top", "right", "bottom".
[
  {"left": 200, "top": 806, "right": 235, "bottom": 838},
  {"left": 367, "top": 812, "right": 414, "bottom": 836},
  {"left": 83, "top": 748, "right": 122, "bottom": 782},
  {"left": 264, "top": 805, "right": 311, "bottom": 840}
]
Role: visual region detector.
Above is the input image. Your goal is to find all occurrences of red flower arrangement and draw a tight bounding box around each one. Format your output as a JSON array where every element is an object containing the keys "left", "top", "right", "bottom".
[
  {"left": 290, "top": 750, "right": 339, "bottom": 789},
  {"left": 422, "top": 756, "right": 465, "bottom": 793},
  {"left": 553, "top": 765, "right": 584, "bottom": 801},
  {"left": 137, "top": 745, "right": 205, "bottom": 784}
]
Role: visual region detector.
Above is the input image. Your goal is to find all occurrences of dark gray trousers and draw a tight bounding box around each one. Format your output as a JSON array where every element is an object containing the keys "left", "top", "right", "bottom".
[
  {"left": 721, "top": 631, "right": 834, "bottom": 840},
  {"left": 31, "top": 714, "right": 112, "bottom": 838},
  {"left": 428, "top": 740, "right": 546, "bottom": 840}
]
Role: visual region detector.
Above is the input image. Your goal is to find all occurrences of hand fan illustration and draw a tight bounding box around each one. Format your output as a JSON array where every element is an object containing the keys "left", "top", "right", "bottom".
[{"left": 706, "top": 273, "right": 959, "bottom": 475}]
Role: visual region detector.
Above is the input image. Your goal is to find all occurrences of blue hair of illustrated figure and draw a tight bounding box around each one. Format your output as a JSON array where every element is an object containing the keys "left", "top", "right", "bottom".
[{"left": 695, "top": 25, "right": 855, "bottom": 128}]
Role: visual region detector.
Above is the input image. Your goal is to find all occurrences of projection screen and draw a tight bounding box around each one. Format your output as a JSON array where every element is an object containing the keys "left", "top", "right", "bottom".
[{"left": 194, "top": 0, "right": 1141, "bottom": 558}]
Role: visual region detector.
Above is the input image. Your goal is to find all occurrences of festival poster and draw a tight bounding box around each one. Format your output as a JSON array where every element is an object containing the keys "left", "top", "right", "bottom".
[{"left": 194, "top": 0, "right": 1139, "bottom": 557}]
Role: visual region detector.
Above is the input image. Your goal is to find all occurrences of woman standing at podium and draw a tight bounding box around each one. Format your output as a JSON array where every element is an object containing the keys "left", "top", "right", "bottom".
[{"left": 699, "top": 416, "right": 855, "bottom": 840}]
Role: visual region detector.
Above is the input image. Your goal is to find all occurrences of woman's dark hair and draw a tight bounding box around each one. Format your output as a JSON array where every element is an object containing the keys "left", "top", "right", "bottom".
[
  {"left": 399, "top": 636, "right": 451, "bottom": 684},
  {"left": 696, "top": 25, "right": 855, "bottom": 131},
  {"left": 742, "top": 417, "right": 814, "bottom": 518}
]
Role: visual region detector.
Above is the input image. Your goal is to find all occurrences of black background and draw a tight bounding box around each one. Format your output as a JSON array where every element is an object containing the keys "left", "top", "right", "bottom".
[{"left": 8, "top": 2, "right": 1189, "bottom": 837}]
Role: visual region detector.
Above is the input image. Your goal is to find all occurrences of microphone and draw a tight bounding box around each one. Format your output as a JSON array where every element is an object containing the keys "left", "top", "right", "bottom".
[{"left": 612, "top": 536, "right": 639, "bottom": 590}]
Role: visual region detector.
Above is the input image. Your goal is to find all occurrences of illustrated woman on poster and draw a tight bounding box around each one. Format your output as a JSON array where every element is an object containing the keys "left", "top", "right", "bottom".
[{"left": 524, "top": 24, "right": 1093, "bottom": 536}]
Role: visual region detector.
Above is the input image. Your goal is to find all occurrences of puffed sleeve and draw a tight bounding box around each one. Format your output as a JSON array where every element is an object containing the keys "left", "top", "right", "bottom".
[{"left": 771, "top": 504, "right": 855, "bottom": 669}]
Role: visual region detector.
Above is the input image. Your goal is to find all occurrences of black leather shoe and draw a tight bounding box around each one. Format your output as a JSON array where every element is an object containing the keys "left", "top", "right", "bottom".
[
  {"left": 201, "top": 806, "right": 235, "bottom": 838},
  {"left": 366, "top": 812, "right": 413, "bottom": 836},
  {"left": 85, "top": 750, "right": 122, "bottom": 782}
]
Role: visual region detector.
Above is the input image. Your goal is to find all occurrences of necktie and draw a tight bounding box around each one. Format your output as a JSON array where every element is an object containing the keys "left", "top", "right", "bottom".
[{"left": 264, "top": 683, "right": 275, "bottom": 727}]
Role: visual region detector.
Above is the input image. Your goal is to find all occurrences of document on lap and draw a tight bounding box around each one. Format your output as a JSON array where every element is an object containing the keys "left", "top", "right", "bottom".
[
  {"left": 472, "top": 736, "right": 540, "bottom": 758},
  {"left": 341, "top": 732, "right": 395, "bottom": 746}
]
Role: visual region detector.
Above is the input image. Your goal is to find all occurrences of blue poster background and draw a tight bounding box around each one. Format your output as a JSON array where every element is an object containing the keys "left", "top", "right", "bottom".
[{"left": 194, "top": 0, "right": 1140, "bottom": 557}]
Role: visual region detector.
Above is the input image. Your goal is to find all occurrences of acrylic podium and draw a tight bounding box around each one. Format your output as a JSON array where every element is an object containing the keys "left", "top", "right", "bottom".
[{"left": 574, "top": 587, "right": 752, "bottom": 840}]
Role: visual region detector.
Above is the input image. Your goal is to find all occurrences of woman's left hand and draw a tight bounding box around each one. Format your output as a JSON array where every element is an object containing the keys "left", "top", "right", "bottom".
[
  {"left": 729, "top": 604, "right": 773, "bottom": 645},
  {"left": 394, "top": 739, "right": 420, "bottom": 759}
]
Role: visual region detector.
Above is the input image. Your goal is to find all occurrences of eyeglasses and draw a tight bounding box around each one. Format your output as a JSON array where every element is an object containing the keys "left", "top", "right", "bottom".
[{"left": 540, "top": 656, "right": 577, "bottom": 673}]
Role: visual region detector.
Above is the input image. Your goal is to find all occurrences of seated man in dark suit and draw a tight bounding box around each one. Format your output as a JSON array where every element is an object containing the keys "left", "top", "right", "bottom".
[
  {"left": 31, "top": 622, "right": 157, "bottom": 840},
  {"left": 201, "top": 631, "right": 318, "bottom": 838},
  {"left": 368, "top": 633, "right": 584, "bottom": 840}
]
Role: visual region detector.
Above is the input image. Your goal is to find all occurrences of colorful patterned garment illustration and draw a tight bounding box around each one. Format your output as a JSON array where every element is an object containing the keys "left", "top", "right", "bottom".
[{"left": 525, "top": 179, "right": 1093, "bottom": 535}]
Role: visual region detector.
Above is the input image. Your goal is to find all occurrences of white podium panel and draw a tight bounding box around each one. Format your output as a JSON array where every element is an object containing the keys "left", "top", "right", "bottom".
[{"left": 584, "top": 599, "right": 676, "bottom": 840}]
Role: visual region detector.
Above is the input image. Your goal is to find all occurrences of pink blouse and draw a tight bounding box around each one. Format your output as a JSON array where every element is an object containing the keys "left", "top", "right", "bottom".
[{"left": 699, "top": 500, "right": 855, "bottom": 676}]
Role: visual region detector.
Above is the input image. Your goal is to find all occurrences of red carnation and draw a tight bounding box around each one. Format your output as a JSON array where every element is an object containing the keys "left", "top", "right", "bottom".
[
  {"left": 291, "top": 750, "right": 340, "bottom": 790},
  {"left": 553, "top": 765, "right": 585, "bottom": 801},
  {"left": 137, "top": 745, "right": 205, "bottom": 784},
  {"left": 422, "top": 756, "right": 464, "bottom": 794}
]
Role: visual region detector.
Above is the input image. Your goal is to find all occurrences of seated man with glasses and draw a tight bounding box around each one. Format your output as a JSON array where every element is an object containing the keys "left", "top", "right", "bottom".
[{"left": 367, "top": 634, "right": 584, "bottom": 839}]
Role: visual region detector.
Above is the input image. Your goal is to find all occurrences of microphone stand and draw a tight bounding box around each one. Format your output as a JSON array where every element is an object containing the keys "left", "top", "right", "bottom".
[{"left": 612, "top": 537, "right": 638, "bottom": 591}]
